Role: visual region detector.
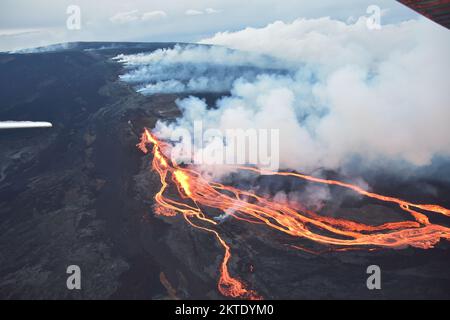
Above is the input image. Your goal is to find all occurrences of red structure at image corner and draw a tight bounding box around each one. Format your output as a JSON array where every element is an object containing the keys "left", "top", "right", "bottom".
[{"left": 398, "top": 0, "right": 450, "bottom": 28}]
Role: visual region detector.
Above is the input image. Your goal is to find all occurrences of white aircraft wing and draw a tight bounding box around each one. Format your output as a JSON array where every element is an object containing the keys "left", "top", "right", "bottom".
[{"left": 0, "top": 121, "right": 52, "bottom": 129}]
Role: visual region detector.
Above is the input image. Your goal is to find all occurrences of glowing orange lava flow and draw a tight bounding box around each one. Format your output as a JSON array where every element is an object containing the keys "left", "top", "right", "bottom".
[{"left": 138, "top": 128, "right": 450, "bottom": 299}]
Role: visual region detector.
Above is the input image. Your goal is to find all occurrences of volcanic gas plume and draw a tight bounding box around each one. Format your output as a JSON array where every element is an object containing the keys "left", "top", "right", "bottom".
[{"left": 138, "top": 128, "right": 450, "bottom": 299}]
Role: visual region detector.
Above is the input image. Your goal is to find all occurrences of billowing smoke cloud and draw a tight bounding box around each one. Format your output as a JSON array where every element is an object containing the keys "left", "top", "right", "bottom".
[
  {"left": 114, "top": 44, "right": 289, "bottom": 94},
  {"left": 149, "top": 17, "right": 450, "bottom": 175},
  {"left": 113, "top": 16, "right": 450, "bottom": 178}
]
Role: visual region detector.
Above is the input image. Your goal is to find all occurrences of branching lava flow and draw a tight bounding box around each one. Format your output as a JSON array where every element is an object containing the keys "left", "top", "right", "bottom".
[{"left": 138, "top": 128, "right": 450, "bottom": 299}]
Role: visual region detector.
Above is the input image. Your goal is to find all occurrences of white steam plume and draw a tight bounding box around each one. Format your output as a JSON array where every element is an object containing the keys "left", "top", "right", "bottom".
[
  {"left": 111, "top": 17, "right": 450, "bottom": 175},
  {"left": 114, "top": 44, "right": 289, "bottom": 95},
  {"left": 151, "top": 17, "right": 450, "bottom": 173}
]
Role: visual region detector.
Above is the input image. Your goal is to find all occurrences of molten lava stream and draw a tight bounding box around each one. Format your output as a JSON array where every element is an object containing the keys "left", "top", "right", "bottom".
[{"left": 138, "top": 128, "right": 450, "bottom": 299}]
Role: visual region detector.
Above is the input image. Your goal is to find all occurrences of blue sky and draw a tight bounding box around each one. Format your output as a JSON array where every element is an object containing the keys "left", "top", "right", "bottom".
[{"left": 0, "top": 0, "right": 419, "bottom": 51}]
